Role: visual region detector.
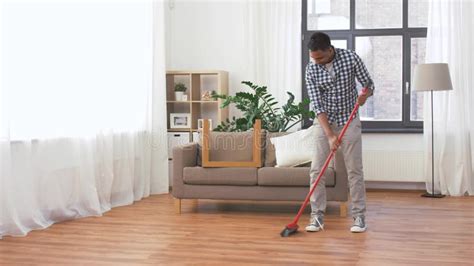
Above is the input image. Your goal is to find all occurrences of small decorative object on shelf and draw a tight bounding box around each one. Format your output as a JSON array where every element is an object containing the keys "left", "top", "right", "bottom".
[
  {"left": 197, "top": 119, "right": 212, "bottom": 130},
  {"left": 174, "top": 83, "right": 187, "bottom": 101},
  {"left": 182, "top": 95, "right": 188, "bottom": 101},
  {"left": 201, "top": 90, "right": 215, "bottom": 101},
  {"left": 170, "top": 113, "right": 191, "bottom": 128}
]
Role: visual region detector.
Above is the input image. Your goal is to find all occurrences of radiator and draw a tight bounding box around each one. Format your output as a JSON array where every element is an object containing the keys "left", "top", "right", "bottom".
[{"left": 362, "top": 150, "right": 424, "bottom": 182}]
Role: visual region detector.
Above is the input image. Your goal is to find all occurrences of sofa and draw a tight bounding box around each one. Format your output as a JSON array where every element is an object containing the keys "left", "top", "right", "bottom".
[{"left": 172, "top": 131, "right": 349, "bottom": 216}]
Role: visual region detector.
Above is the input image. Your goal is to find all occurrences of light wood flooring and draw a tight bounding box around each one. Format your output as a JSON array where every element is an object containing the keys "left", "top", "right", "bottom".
[{"left": 1, "top": 191, "right": 473, "bottom": 265}]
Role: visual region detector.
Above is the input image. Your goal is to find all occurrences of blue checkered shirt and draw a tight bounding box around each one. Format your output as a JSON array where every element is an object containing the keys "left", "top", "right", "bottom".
[{"left": 305, "top": 48, "right": 374, "bottom": 126}]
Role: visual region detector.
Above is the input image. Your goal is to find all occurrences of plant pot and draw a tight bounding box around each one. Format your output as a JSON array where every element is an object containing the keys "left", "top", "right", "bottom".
[{"left": 175, "top": 91, "right": 184, "bottom": 101}]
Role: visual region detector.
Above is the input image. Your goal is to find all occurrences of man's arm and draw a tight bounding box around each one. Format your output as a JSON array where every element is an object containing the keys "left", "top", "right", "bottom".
[
  {"left": 306, "top": 65, "right": 326, "bottom": 118},
  {"left": 306, "top": 66, "right": 340, "bottom": 150},
  {"left": 353, "top": 52, "right": 375, "bottom": 106}
]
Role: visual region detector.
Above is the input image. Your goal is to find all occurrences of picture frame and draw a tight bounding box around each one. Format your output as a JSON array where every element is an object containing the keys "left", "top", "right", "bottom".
[{"left": 170, "top": 113, "right": 191, "bottom": 128}]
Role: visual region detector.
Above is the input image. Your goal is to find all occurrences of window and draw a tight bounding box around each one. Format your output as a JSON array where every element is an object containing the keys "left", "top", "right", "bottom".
[
  {"left": 410, "top": 37, "right": 426, "bottom": 121},
  {"left": 408, "top": 0, "right": 429, "bottom": 27},
  {"left": 302, "top": 0, "right": 428, "bottom": 132},
  {"left": 307, "top": 0, "right": 350, "bottom": 30},
  {"left": 356, "top": 36, "right": 403, "bottom": 121},
  {"left": 2, "top": 2, "right": 153, "bottom": 139},
  {"left": 356, "top": 0, "right": 402, "bottom": 29}
]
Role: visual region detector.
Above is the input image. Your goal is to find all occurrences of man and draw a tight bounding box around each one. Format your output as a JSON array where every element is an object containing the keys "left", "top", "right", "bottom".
[{"left": 305, "top": 32, "right": 374, "bottom": 233}]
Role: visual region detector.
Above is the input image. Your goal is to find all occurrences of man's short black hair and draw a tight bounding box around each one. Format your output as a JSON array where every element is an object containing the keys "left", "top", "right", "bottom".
[{"left": 307, "top": 32, "right": 332, "bottom": 51}]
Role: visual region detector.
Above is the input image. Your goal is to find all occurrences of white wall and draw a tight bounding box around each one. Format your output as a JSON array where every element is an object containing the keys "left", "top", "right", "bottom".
[
  {"left": 165, "top": 0, "right": 425, "bottom": 183},
  {"left": 165, "top": 0, "right": 248, "bottom": 108}
]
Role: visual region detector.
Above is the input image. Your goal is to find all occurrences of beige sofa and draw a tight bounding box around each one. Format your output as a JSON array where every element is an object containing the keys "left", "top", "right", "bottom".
[{"left": 172, "top": 131, "right": 349, "bottom": 216}]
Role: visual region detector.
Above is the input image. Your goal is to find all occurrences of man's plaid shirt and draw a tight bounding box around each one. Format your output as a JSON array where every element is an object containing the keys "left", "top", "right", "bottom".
[{"left": 305, "top": 47, "right": 374, "bottom": 126}]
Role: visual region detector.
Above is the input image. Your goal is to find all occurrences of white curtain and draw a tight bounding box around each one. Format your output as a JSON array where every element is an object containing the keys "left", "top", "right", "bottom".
[
  {"left": 423, "top": 0, "right": 474, "bottom": 196},
  {"left": 244, "top": 0, "right": 302, "bottom": 116},
  {"left": 0, "top": 1, "right": 168, "bottom": 238}
]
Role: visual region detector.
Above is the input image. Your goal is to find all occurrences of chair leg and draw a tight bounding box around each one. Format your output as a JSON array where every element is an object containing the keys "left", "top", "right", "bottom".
[
  {"left": 175, "top": 198, "right": 182, "bottom": 214},
  {"left": 340, "top": 201, "right": 348, "bottom": 217}
]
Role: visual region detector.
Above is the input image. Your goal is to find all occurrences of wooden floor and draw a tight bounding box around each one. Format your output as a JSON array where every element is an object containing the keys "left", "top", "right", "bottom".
[{"left": 1, "top": 191, "right": 473, "bottom": 265}]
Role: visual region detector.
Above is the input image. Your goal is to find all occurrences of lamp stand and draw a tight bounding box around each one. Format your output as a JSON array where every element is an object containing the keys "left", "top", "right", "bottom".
[{"left": 422, "top": 90, "right": 445, "bottom": 198}]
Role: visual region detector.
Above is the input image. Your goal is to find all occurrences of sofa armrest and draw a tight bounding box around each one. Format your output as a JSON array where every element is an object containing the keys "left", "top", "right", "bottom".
[{"left": 172, "top": 142, "right": 198, "bottom": 198}]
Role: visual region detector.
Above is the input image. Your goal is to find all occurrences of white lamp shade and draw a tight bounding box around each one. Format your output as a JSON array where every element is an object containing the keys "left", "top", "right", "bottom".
[{"left": 413, "top": 63, "right": 453, "bottom": 92}]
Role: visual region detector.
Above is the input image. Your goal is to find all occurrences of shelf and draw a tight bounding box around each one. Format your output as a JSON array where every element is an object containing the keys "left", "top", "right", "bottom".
[
  {"left": 167, "top": 70, "right": 225, "bottom": 75},
  {"left": 168, "top": 128, "right": 202, "bottom": 132},
  {"left": 166, "top": 73, "right": 191, "bottom": 76},
  {"left": 167, "top": 128, "right": 191, "bottom": 132},
  {"left": 166, "top": 70, "right": 228, "bottom": 138}
]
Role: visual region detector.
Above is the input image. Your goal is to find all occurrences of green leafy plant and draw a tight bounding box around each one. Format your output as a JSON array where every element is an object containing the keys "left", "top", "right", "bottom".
[
  {"left": 174, "top": 83, "right": 187, "bottom": 92},
  {"left": 212, "top": 81, "right": 315, "bottom": 132}
]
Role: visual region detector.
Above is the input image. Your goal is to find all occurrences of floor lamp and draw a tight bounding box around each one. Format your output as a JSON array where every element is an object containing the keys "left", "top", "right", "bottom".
[{"left": 413, "top": 63, "right": 453, "bottom": 198}]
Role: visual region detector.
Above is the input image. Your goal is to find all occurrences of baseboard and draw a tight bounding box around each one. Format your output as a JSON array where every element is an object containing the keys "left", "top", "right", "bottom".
[
  {"left": 365, "top": 181, "right": 426, "bottom": 191},
  {"left": 169, "top": 182, "right": 426, "bottom": 193}
]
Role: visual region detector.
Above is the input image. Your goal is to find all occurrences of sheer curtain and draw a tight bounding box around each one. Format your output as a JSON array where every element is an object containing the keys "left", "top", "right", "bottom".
[
  {"left": 244, "top": 0, "right": 302, "bottom": 114},
  {"left": 0, "top": 1, "right": 168, "bottom": 238},
  {"left": 423, "top": 0, "right": 473, "bottom": 196}
]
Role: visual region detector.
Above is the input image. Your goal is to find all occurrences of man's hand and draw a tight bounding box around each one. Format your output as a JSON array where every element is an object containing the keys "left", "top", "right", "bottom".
[
  {"left": 357, "top": 88, "right": 372, "bottom": 106},
  {"left": 317, "top": 113, "right": 340, "bottom": 151},
  {"left": 357, "top": 93, "right": 370, "bottom": 106},
  {"left": 328, "top": 133, "right": 340, "bottom": 151}
]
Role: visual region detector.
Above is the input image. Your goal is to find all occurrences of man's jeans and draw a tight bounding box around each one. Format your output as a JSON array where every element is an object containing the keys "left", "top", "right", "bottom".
[{"left": 309, "top": 116, "right": 367, "bottom": 218}]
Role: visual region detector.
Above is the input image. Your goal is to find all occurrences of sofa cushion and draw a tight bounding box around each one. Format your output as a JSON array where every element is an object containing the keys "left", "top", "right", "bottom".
[
  {"left": 264, "top": 131, "right": 289, "bottom": 167},
  {"left": 257, "top": 167, "right": 335, "bottom": 187},
  {"left": 270, "top": 126, "right": 317, "bottom": 167},
  {"left": 183, "top": 167, "right": 257, "bottom": 186},
  {"left": 197, "top": 130, "right": 266, "bottom": 167}
]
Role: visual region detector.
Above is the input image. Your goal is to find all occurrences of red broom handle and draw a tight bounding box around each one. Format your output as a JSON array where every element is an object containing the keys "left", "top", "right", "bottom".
[{"left": 289, "top": 87, "right": 369, "bottom": 225}]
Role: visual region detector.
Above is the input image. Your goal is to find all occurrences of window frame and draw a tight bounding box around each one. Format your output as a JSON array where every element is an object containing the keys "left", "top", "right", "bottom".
[{"left": 302, "top": 0, "right": 427, "bottom": 133}]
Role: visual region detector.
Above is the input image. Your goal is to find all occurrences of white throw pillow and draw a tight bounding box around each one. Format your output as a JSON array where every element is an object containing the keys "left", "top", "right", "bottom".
[{"left": 270, "top": 126, "right": 317, "bottom": 167}]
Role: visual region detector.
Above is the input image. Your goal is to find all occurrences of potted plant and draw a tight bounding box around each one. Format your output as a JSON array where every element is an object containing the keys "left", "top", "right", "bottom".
[
  {"left": 174, "top": 83, "right": 187, "bottom": 101},
  {"left": 212, "top": 81, "right": 315, "bottom": 132}
]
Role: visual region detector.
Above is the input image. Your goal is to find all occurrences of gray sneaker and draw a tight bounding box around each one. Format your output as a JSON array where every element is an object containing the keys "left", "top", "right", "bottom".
[
  {"left": 305, "top": 215, "right": 324, "bottom": 232},
  {"left": 350, "top": 216, "right": 367, "bottom": 233}
]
